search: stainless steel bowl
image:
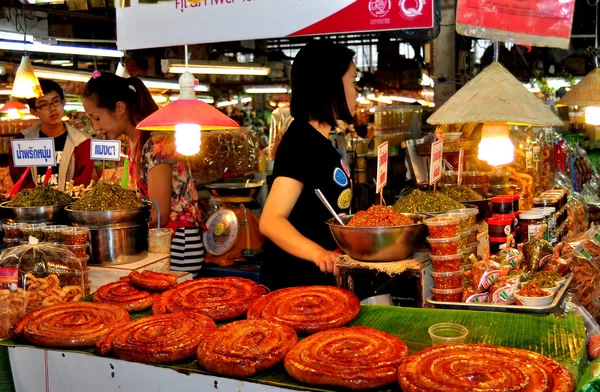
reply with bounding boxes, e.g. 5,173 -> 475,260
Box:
327,213 -> 429,262
0,202 -> 69,223
65,202 -> 152,229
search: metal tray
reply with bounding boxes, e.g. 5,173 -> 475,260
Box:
426,273 -> 573,314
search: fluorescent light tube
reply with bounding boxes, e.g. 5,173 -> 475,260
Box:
0,40 -> 123,58
245,86 -> 289,94
169,64 -> 270,76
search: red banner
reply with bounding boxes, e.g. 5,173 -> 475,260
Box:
456,0 -> 575,49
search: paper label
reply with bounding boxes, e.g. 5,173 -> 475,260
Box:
465,292 -> 489,303
526,151 -> 534,169
591,232 -> 600,248
533,146 -> 541,162
429,139 -> 444,185
539,254 -> 554,269
545,128 -> 553,143
90,140 -> 121,161
458,148 -> 464,185
527,224 -> 543,241
477,269 -> 501,292
0,268 -> 18,290
376,141 -> 388,193
492,284 -> 516,305
11,138 -> 56,167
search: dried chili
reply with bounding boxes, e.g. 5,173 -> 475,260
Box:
347,205 -> 414,227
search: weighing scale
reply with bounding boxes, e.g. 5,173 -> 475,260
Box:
203,182 -> 265,267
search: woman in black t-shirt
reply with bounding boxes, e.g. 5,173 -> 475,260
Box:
259,41 -> 357,290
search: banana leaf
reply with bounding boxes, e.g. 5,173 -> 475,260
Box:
0,305 -> 587,392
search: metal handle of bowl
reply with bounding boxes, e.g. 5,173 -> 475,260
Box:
315,189 -> 345,226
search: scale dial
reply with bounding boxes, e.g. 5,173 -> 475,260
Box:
203,209 -> 240,256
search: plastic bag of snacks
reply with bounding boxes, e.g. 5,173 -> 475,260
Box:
567,194 -> 590,240
0,238 -> 87,339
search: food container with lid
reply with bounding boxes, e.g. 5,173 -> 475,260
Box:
430,268 -> 463,289
62,227 -> 90,245
448,208 -> 478,226
519,211 -> 546,242
532,197 -> 560,210
2,221 -> 22,240
457,230 -> 469,250
20,223 -> 46,242
467,226 -> 478,243
488,184 -> 513,197
487,170 -> 511,186
463,171 -> 488,186
437,212 -> 469,231
0,238 -> 86,339
430,254 -> 462,272
427,236 -> 460,256
3,238 -> 19,248
42,225 -> 68,244
440,171 -> 458,185
62,243 -> 88,259
491,196 -> 514,215
487,216 -> 513,238
424,216 -> 459,238
531,207 -> 557,244
431,287 -> 463,302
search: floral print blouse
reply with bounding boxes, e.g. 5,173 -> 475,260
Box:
129,132 -> 200,226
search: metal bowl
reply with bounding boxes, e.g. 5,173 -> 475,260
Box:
206,182 -> 264,198
327,213 -> 429,262
0,202 -> 69,223
65,202 -> 151,229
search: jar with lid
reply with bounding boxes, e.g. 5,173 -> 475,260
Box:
513,195 -> 520,213
0,238 -> 87,339
487,216 -> 513,238
532,197 -> 560,210
491,196 -> 514,215
440,171 -> 458,185
487,170 -> 511,186
488,184 -> 513,197
519,211 -> 546,242
2,221 -> 22,240
531,207 -> 557,244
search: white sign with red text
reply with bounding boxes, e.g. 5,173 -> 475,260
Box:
429,139 -> 444,185
376,141 -> 388,194
116,0 -> 434,50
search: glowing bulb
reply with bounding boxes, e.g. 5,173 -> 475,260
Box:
6,109 -> 21,120
477,122 -> 514,166
174,123 -> 201,156
585,107 -> 600,126
12,56 -> 41,99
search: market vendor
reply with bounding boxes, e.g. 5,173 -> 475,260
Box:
259,41 -> 357,289
82,71 -> 204,277
8,79 -> 94,190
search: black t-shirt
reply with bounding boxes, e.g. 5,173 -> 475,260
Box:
261,121 -> 352,290
36,129 -> 67,186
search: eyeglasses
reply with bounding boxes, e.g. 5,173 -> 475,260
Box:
35,98 -> 64,111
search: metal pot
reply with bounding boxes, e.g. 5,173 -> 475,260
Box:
66,203 -> 151,265
0,202 -> 69,224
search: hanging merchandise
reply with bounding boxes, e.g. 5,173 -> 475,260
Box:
455,0 -> 576,50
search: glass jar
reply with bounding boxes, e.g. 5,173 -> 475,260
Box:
519,211 -> 546,242
531,207 -> 557,245
463,171 -> 489,186
491,196 -> 514,215
487,170 -> 511,186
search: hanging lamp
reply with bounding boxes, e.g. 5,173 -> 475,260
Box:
12,55 -> 41,99
136,46 -> 239,156
555,68 -> 600,126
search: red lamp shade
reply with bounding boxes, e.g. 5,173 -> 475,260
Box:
137,99 -> 239,131
0,101 -> 28,112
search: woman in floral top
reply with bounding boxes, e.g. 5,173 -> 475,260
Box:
82,71 -> 204,276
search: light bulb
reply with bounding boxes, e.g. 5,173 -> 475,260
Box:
585,107 -> 600,126
477,122 -> 514,166
12,56 -> 41,99
174,123 -> 201,156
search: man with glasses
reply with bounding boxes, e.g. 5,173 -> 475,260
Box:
9,79 -> 94,190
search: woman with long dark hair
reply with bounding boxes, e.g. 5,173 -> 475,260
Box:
259,41 -> 358,290
82,71 -> 204,277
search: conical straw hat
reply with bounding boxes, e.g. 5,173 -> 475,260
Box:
555,68 -> 600,107
427,62 -> 563,126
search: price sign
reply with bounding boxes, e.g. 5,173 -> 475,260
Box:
376,141 -> 388,194
11,138 -> 56,167
91,140 -> 122,161
458,148 -> 464,185
429,139 -> 444,185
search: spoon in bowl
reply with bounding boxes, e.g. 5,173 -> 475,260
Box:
315,189 -> 345,226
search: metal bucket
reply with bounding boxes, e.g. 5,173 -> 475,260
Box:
66,203 -> 151,265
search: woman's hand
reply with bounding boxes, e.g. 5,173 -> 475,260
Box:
312,248 -> 341,277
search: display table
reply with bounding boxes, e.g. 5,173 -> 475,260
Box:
89,253 -> 193,292
1,306 -> 587,392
